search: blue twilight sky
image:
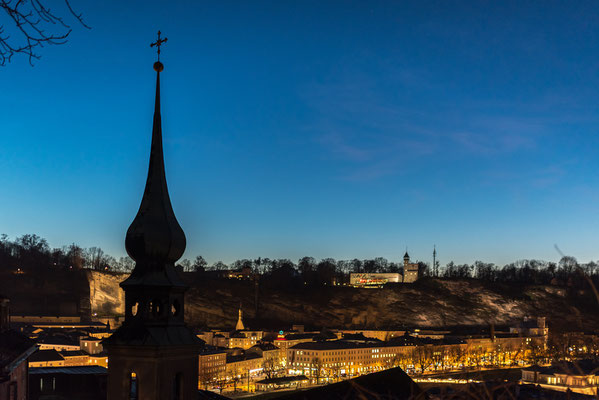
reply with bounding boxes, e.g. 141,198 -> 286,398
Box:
1,1 -> 599,266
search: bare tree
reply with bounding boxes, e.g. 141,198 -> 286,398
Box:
0,0 -> 89,65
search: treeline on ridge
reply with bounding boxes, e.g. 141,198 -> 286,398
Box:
0,233 -> 596,289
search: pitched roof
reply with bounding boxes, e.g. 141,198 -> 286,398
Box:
256,375 -> 309,385
29,366 -> 107,375
29,349 -> 64,362
0,329 -> 37,372
250,342 -> 279,351
59,350 -> 87,357
523,360 -> 599,376
276,367 -> 423,400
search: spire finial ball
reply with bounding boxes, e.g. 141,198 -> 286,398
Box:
154,61 -> 164,72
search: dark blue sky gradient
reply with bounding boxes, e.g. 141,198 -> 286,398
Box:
2,1 -> 599,265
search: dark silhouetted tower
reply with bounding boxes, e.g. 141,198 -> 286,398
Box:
103,40 -> 202,400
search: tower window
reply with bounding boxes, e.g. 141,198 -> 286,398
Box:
129,372 -> 138,400
171,299 -> 181,317
151,299 -> 162,316
131,302 -> 139,317
173,372 -> 183,400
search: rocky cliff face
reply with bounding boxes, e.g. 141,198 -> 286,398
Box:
86,272 -> 599,332
86,270 -> 126,317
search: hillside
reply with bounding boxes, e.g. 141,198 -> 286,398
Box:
86,272 -> 599,332
1,269 -> 595,332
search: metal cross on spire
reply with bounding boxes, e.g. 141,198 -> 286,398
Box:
150,30 -> 168,61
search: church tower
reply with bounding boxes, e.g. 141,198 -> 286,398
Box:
402,250 -> 419,283
104,32 -> 202,400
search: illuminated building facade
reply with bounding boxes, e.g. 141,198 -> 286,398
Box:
229,331 -> 263,349
198,348 -> 227,388
287,340 -> 413,380
350,273 -> 401,288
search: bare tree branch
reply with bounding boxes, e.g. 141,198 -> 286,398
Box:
0,0 -> 90,66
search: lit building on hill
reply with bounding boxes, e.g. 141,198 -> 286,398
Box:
350,273 -> 401,288
402,252 -> 419,283
349,252 -> 419,287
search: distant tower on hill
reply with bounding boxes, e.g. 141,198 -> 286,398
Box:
236,303 -> 245,331
103,32 -> 202,400
402,250 -> 419,283
433,245 -> 437,277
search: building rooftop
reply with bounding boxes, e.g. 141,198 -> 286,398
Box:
29,349 -> 65,362
291,339 -> 399,351
0,329 -> 37,372
226,353 -> 262,363
276,366 -> 421,400
249,342 -> 279,352
29,366 -> 107,375
523,360 -> 599,376
59,350 -> 87,357
256,375 -> 309,385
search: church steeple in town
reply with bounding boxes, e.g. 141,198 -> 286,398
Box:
236,303 -> 245,331
104,32 -> 201,400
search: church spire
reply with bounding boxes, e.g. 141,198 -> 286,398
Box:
123,45 -> 186,287
236,303 -> 245,331
104,33 -> 201,400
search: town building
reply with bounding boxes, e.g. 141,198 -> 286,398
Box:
274,332 -> 324,359
0,296 -> 38,400
255,375 -> 309,392
29,366 -> 107,400
340,330 -> 406,342
510,317 -> 549,338
198,347 -> 227,389
521,360 -> 599,395
287,339 -> 413,381
59,350 -> 89,367
102,44 -> 202,400
248,342 -> 284,372
225,352 -> 263,381
229,330 -> 264,349
28,350 -> 65,368
80,336 -> 103,354
278,365 -> 421,399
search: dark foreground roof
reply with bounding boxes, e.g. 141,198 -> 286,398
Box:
30,366 -> 107,375
276,367 -> 423,400
198,389 -> 230,399
0,329 -> 37,372
426,382 -> 595,400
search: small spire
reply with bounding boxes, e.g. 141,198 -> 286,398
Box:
236,303 -> 245,331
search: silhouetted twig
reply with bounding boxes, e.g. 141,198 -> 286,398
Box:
0,0 -> 89,66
